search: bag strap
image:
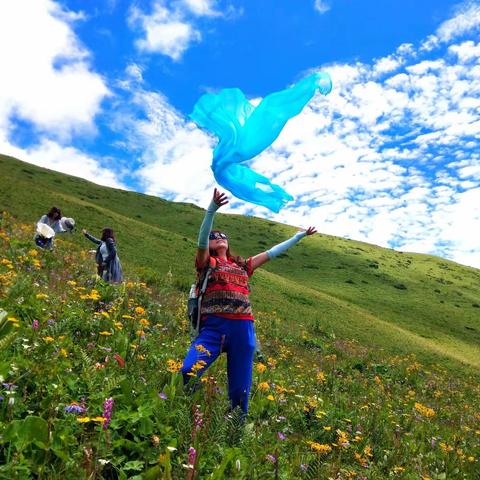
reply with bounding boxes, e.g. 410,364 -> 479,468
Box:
192,257 -> 217,338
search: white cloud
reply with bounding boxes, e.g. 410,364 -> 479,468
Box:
0,0 -> 109,139
421,2 -> 480,51
0,0 -> 123,190
314,0 -> 330,14
129,0 -> 235,60
130,3 -> 200,61
182,0 -> 220,16
0,134 -> 124,189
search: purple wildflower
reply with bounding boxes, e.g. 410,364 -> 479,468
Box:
277,432 -> 286,441
193,405 -> 203,433
2,383 -> 17,391
32,320 -> 39,330
0,396 -> 4,402
266,454 -> 277,463
47,319 -> 55,326
64,403 -> 85,414
188,446 -> 196,466
158,392 -> 167,400
102,397 -> 114,430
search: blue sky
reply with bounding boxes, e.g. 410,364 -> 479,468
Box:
0,0 -> 479,267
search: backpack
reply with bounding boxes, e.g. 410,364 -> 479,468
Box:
187,257 -> 217,340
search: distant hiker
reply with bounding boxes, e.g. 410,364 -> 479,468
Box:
181,188 -> 316,415
82,228 -> 123,283
35,207 -> 73,249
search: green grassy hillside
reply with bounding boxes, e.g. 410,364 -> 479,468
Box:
1,153 -> 479,373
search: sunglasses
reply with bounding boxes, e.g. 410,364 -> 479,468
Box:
209,231 -> 228,240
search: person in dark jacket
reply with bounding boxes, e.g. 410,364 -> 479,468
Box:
82,228 -> 123,283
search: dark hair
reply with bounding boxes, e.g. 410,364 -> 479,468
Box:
209,230 -> 245,266
101,228 -> 116,242
47,206 -> 61,220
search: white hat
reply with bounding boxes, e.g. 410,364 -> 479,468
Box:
61,217 -> 75,232
37,223 -> 55,239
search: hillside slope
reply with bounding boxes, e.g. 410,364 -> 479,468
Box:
1,154 -> 479,372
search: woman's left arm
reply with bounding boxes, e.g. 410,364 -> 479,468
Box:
250,227 -> 317,271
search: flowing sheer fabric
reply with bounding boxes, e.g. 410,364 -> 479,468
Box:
191,72 -> 332,212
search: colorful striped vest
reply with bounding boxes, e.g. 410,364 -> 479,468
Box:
199,256 -> 254,320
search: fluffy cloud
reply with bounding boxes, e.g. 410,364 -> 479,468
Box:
422,2 -> 480,51
0,0 -> 109,138
314,0 -> 331,14
129,3 -> 201,61
129,0 -> 233,61
0,134 -> 124,189
0,0 -> 122,188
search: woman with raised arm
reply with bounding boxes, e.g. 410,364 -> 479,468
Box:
82,228 -> 123,284
181,188 -> 316,415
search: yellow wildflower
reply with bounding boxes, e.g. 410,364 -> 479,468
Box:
59,348 -> 68,358
43,336 -> 55,342
28,249 -> 38,257
267,357 -> 277,367
195,344 -> 211,357
306,441 -> 332,454
336,429 -> 350,448
440,442 -> 453,453
99,331 -> 112,336
77,417 -> 91,423
36,293 -> 48,299
316,371 -> 326,383
186,360 -> 207,377
258,382 -> 270,391
166,359 -> 183,373
91,417 -> 106,423
414,402 -> 435,418
122,314 -> 134,319
100,311 -> 110,318
139,318 -> 150,327
266,394 -> 275,401
134,306 -> 145,315
256,362 -> 267,373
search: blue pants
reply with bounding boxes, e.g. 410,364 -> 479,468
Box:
181,315 -> 256,414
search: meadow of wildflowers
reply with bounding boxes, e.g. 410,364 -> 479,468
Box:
0,210 -> 479,479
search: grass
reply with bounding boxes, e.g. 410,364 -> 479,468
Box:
0,212 -> 479,479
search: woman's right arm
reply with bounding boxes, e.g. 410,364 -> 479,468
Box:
82,230 -> 102,245
196,189 -> 228,268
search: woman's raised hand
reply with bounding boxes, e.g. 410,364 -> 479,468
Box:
82,229 -> 87,235
213,188 -> 229,208
305,226 -> 317,236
